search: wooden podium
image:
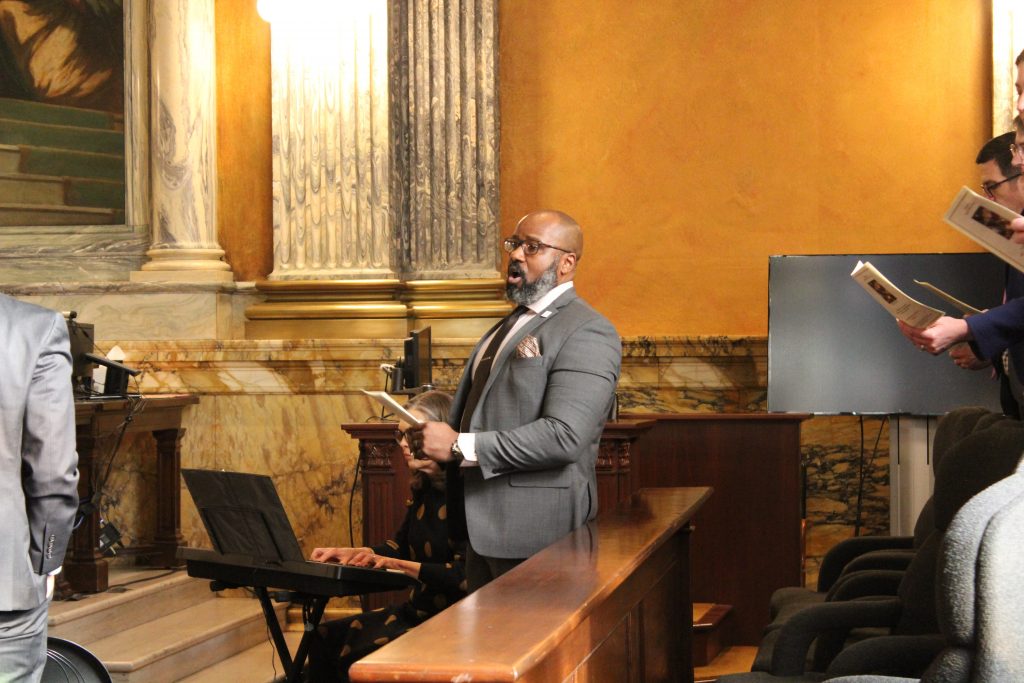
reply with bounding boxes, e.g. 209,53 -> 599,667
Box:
340,419 -> 654,608
65,394 -> 198,594
622,412 -> 809,644
345,412 -> 807,644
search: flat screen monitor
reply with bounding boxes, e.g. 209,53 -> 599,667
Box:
768,253 -> 1005,415
64,316 -> 94,397
402,327 -> 432,390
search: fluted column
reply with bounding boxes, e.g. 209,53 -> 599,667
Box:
247,0 -> 505,339
132,0 -> 231,283
268,3 -> 393,280
391,0 -> 501,280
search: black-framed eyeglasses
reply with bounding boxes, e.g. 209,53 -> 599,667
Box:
982,170 -> 1022,198
503,237 -> 573,257
395,427 -> 415,444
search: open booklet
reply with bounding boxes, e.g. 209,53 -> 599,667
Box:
850,261 -> 944,328
944,186 -> 1024,272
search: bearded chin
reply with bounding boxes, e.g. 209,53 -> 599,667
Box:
506,261 -> 559,305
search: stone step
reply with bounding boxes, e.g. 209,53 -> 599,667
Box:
0,172 -> 65,205
178,630 -> 304,683
0,202 -> 117,226
0,97 -> 120,130
0,173 -> 124,209
49,569 -> 213,645
66,176 -> 125,208
692,602 -> 733,667
0,144 -> 20,173
17,144 -> 123,181
85,596 -> 285,683
0,117 -> 125,155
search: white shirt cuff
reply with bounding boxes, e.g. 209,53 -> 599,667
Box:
457,432 -> 478,464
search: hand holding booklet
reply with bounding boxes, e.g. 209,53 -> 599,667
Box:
944,186 -> 1024,272
362,390 -> 423,426
850,260 -> 944,328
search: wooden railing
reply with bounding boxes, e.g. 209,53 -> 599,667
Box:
349,487 -> 711,683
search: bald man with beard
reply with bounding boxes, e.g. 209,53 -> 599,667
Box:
409,210 -> 622,591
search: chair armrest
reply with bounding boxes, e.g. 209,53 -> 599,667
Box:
825,634 -> 946,678
818,536 -> 914,591
827,570 -> 906,601
770,599 -> 902,676
840,549 -> 915,575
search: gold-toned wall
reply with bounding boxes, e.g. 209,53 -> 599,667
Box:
215,0 -> 273,282
213,0 -> 991,324
499,0 -> 992,336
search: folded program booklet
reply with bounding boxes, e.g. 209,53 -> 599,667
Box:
912,280 -> 982,315
944,186 -> 1024,272
850,260 -> 944,328
362,390 -> 424,426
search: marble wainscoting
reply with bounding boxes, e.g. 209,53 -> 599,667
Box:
800,415 -> 891,587
2,281 -> 262,340
97,335 -> 889,591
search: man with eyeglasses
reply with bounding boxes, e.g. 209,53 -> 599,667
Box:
408,210 -> 621,591
899,129 -> 1024,417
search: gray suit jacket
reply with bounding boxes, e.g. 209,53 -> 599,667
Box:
450,288 -> 621,558
0,295 -> 79,610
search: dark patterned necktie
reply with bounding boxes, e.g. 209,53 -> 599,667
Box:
459,306 -> 529,431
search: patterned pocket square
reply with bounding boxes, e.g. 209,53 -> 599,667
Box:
515,335 -> 541,358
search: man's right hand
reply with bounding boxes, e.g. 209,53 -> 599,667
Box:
408,420 -> 459,463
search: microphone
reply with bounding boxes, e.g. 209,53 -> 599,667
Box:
380,361 -> 404,388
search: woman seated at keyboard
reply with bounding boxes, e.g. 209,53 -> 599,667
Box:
308,390 -> 466,682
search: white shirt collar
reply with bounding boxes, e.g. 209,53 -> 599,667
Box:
525,281 -> 574,315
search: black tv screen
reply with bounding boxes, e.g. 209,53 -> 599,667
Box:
402,327 -> 432,390
768,253 -> 1005,415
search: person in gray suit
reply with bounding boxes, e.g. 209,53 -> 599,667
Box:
412,210 -> 621,591
0,294 -> 80,682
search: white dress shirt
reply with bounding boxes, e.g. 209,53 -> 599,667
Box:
457,281 -> 575,463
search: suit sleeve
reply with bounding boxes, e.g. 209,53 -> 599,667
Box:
966,297 -> 1024,362
23,313 -> 80,574
474,315 -> 621,477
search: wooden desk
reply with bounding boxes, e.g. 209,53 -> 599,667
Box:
350,487 -> 711,683
65,394 -> 198,594
622,412 -> 809,644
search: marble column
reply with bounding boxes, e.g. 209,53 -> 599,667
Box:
247,0 -> 504,338
391,0 -> 501,281
132,0 -> 232,283
268,2 -> 393,281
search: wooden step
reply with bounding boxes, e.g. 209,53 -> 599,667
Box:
49,569 -> 212,644
693,645 -> 758,683
85,596 -> 285,683
693,602 -> 733,667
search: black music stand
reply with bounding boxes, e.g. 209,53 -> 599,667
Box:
181,469 -> 413,682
